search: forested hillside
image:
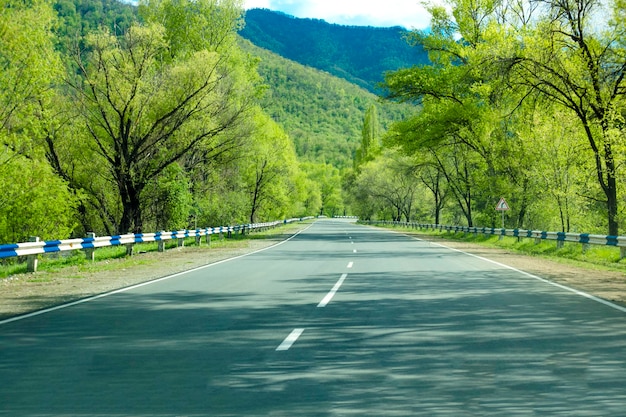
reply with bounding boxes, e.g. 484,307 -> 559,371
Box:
240,8 -> 429,93
239,39 -> 413,168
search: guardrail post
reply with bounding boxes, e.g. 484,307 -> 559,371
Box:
125,243 -> 134,256
195,233 -> 201,246
84,233 -> 96,261
206,233 -> 211,246
621,247 -> 626,260
177,236 -> 185,248
26,236 -> 39,273
158,232 -> 166,252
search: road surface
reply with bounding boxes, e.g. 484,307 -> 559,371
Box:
1,219 -> 626,416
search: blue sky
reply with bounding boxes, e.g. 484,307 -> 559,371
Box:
242,0 -> 431,29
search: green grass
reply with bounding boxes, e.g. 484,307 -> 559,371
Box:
374,223 -> 626,273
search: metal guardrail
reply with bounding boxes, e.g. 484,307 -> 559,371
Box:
1,217 -> 312,271
365,220 -> 626,258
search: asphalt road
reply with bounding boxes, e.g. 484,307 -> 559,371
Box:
2,219 -> 626,416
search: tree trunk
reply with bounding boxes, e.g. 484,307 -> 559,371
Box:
583,118 -> 619,236
604,142 -> 619,236
119,180 -> 143,234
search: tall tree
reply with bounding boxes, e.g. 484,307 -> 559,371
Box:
354,104 -> 381,169
499,0 -> 626,235
54,0 -> 257,234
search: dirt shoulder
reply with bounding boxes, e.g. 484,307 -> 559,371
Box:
2,224 -> 626,321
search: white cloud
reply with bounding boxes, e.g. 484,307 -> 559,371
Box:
243,0 -> 432,29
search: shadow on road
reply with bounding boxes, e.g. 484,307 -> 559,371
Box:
2,264 -> 626,416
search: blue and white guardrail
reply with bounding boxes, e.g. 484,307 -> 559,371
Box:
0,218 -> 312,264
365,221 -> 626,257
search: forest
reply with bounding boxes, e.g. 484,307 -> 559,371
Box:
2,0 -> 626,245
348,0 -> 626,237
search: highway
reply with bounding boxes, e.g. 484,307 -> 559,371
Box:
1,219 -> 626,416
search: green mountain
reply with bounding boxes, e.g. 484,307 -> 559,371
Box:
240,39 -> 413,169
240,8 -> 429,93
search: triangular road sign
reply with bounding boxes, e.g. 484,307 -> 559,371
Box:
495,197 -> 510,211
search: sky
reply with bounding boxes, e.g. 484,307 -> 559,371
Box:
242,0 -> 432,29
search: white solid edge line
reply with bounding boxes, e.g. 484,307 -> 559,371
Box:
0,223 -> 316,326
318,273 -> 348,308
428,240 -> 626,314
276,328 -> 305,351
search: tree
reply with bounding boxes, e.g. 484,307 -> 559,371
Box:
353,151 -> 422,222
383,0 -> 512,227
383,0 -> 626,232
56,11 -> 256,234
520,106 -> 596,232
244,111 -> 299,223
354,104 -> 381,169
0,153 -> 78,243
413,153 -> 448,225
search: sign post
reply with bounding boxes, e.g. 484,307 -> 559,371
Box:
495,197 -> 510,230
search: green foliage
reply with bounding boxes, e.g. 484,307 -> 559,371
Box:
0,0 -> 79,243
240,8 -> 429,93
0,153 -> 78,243
53,0 -> 136,45
350,150 -> 425,221
241,109 -> 300,222
138,0 -> 243,58
378,0 -> 626,236
142,163 -> 193,231
354,104 -> 381,170
301,162 -> 343,217
0,0 -> 61,145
